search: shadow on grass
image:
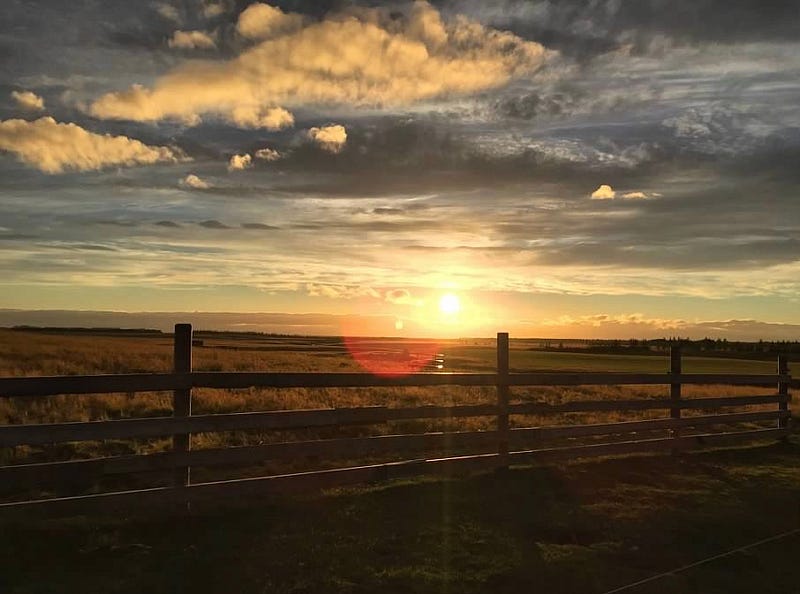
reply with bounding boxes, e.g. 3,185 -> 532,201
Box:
3,440 -> 800,594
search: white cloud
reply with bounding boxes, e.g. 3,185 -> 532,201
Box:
154,2 -> 180,23
308,124 -> 347,153
227,153 -> 252,171
236,3 -> 304,40
0,117 -> 183,174
590,184 -> 616,199
168,30 -> 217,50
203,2 -> 225,18
90,2 -> 547,127
179,174 -> 210,189
11,90 -> 45,111
254,147 -> 282,161
229,105 -> 293,130
621,191 -> 648,199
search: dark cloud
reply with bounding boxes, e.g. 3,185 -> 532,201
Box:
444,0 -> 800,56
242,222 -> 279,229
198,219 -> 230,229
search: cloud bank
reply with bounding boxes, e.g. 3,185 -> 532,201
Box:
0,117 -> 182,174
89,2 -> 547,128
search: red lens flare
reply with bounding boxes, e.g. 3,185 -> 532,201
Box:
342,335 -> 444,377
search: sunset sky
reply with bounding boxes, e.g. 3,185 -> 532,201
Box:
1,0 -> 799,338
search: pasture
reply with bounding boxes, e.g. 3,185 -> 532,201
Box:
0,327 -> 797,594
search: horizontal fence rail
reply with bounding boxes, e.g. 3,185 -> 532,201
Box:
0,325 -> 793,514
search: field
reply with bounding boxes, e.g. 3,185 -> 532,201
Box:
1,328 -> 798,593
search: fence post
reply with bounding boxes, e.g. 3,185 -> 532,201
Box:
173,323 -> 192,489
670,346 -> 682,451
778,355 -> 789,432
497,332 -> 510,470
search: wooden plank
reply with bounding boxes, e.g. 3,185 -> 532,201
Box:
778,355 -> 789,430
1,370 -> 789,398
172,323 -> 192,488
671,346 -> 682,448
510,427 -> 790,464
509,373 -> 786,387
508,410 -> 786,443
508,394 -> 787,415
191,372 -> 497,389
0,373 -> 187,398
382,404 -> 497,420
0,430 -> 500,488
496,332 -> 510,468
0,406 -> 390,447
0,427 -> 786,516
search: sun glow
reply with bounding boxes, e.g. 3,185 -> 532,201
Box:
438,293 -> 461,315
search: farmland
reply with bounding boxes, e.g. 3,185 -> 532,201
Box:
1,327 -> 798,594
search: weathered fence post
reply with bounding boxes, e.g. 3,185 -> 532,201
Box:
670,346 -> 682,451
778,354 -> 789,431
497,332 -> 510,469
173,323 -> 192,489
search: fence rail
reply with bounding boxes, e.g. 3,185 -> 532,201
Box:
0,326 -> 793,514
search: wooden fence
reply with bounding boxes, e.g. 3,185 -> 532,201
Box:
0,324 -> 794,514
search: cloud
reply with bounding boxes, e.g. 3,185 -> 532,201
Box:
11,90 -> 45,111
0,117 -> 182,174
203,3 -> 225,19
590,184 -> 615,199
228,153 -> 252,171
198,219 -> 230,229
308,124 -> 347,153
307,284 -> 381,300
168,30 -> 217,50
385,288 -> 423,306
255,147 -> 282,161
154,2 -> 180,23
590,185 -> 649,200
179,174 -> 210,189
236,3 -> 304,40
89,2 -> 547,127
229,105 -> 293,130
535,313 -> 800,340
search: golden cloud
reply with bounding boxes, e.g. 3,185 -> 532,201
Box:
0,117 -> 183,174
590,184 -> 616,200
90,2 -> 547,127
168,30 -> 217,50
180,173 -> 211,189
236,3 -> 304,40
307,124 -> 347,153
254,147 -> 282,161
229,105 -> 293,130
227,153 -> 252,171
11,90 -> 45,111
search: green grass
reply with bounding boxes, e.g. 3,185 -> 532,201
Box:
3,439 -> 800,594
444,345 -> 777,374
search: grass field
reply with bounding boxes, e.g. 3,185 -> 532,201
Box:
0,328 -> 798,593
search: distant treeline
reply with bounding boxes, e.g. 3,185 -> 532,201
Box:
10,326 -> 165,336
536,338 -> 800,359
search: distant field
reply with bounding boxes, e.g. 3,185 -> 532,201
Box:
0,328 -> 779,376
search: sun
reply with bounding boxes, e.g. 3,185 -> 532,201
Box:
438,293 -> 461,315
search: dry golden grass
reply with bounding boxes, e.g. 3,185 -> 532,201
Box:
0,329 -> 783,496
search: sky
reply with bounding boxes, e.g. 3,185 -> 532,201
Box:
0,0 -> 799,339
